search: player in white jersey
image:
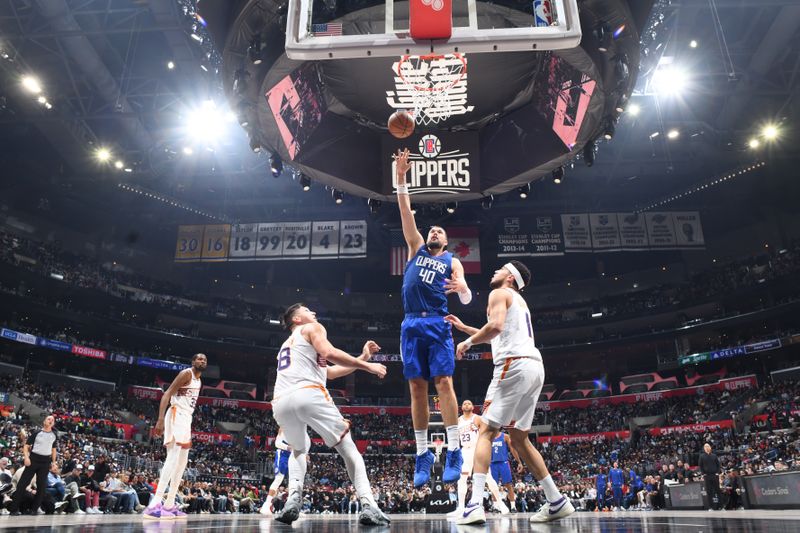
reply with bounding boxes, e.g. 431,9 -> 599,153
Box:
144,353 -> 207,520
447,400 -> 509,519
260,429 -> 291,515
446,261 -> 574,525
271,303 -> 391,526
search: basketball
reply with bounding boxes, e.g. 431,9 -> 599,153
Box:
388,111 -> 415,139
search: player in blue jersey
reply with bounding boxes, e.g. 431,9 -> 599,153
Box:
595,467 -> 608,512
490,432 -> 520,512
609,461 -> 624,510
394,148 -> 473,487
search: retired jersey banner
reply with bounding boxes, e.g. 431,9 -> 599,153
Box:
447,227 -> 481,274
174,220 -> 367,263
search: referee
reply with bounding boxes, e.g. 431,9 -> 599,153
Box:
698,442 -> 721,511
10,414 -> 58,515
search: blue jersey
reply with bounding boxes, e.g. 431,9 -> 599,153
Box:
491,435 -> 509,463
402,246 -> 452,315
596,474 -> 607,489
610,468 -> 625,486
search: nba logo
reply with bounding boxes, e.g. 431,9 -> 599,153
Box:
533,0 -> 554,27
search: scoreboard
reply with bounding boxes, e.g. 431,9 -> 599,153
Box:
175,220 -> 367,262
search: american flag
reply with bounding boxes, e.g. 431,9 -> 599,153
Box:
311,23 -> 343,36
390,229 -> 407,276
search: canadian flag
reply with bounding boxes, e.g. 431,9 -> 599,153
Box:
447,227 -> 481,274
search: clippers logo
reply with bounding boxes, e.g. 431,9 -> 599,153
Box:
391,134 -> 471,194
420,0 -> 445,11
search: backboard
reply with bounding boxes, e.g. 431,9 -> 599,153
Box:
285,0 -> 582,60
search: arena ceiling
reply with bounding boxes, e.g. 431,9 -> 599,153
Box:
0,0 -> 798,230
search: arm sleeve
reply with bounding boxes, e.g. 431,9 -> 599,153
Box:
26,431 -> 37,447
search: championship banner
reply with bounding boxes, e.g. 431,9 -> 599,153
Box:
447,227 -> 481,273
589,213 -> 622,250
617,212 -> 649,249
561,214 -> 592,251
175,220 -> 367,262
645,212 -> 677,247
496,216 -> 565,257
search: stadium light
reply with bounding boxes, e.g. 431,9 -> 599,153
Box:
95,148 -> 112,162
667,129 -> 680,140
748,138 -> 760,149
183,146 -> 194,155
300,174 -> 311,191
21,75 -> 42,94
628,103 -> 641,116
517,184 -> 530,199
167,61 -> 175,70
269,154 -> 283,177
689,40 -> 698,48
186,100 -> 226,143
651,66 -> 688,96
114,160 -> 124,170
762,124 -> 779,140
552,166 -> 565,185
445,202 -> 457,214
368,198 -> 381,213
332,189 -> 344,204
481,195 -> 493,210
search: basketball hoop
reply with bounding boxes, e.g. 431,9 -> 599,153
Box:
396,53 -> 468,126
430,431 -> 446,462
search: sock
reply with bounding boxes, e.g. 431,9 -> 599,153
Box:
486,471 -> 503,503
457,475 -> 468,509
470,473 -> 487,506
446,425 -> 459,452
288,452 -> 307,495
539,474 -> 562,503
164,447 -> 189,507
263,496 -> 273,511
335,436 -> 377,507
415,430 -> 428,456
153,444 -> 180,505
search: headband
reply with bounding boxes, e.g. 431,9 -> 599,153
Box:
504,263 -> 525,290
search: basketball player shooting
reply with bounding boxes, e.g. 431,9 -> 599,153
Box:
144,353 -> 207,520
270,304 -> 391,526
445,261 -> 575,524
394,148 -> 473,487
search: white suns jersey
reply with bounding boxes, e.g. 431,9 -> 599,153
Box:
458,414 -> 480,450
273,325 -> 327,397
275,430 -> 290,451
171,370 -> 201,415
490,288 -> 542,364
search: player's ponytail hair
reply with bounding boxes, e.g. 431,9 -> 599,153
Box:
282,303 -> 304,330
508,260 -> 531,292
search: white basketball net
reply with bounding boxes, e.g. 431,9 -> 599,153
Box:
396,53 -> 469,126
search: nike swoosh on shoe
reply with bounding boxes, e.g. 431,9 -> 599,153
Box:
549,498 -> 567,514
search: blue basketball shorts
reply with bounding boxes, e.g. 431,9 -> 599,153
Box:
274,449 -> 290,476
400,316 -> 455,380
490,461 -> 513,485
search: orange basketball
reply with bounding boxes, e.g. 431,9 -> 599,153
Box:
388,110 -> 415,139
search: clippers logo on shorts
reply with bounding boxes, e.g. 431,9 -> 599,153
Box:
390,134 -> 471,194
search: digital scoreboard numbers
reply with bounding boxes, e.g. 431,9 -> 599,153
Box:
311,221 -> 340,259
175,220 -> 368,262
338,220 -> 367,258
175,225 -> 205,262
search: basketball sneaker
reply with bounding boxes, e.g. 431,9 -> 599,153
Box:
446,507 -> 464,520
492,499 -> 510,514
358,502 -> 391,526
161,504 -> 187,519
259,501 -> 273,515
457,502 -> 486,525
275,490 -> 302,525
143,502 -> 174,520
413,450 -> 435,487
530,496 -> 575,523
442,449 -> 463,483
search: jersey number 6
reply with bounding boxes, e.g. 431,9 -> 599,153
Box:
277,347 -> 291,370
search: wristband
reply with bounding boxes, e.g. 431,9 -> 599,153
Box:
463,337 -> 474,350
458,287 -> 472,305
396,185 -> 409,195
